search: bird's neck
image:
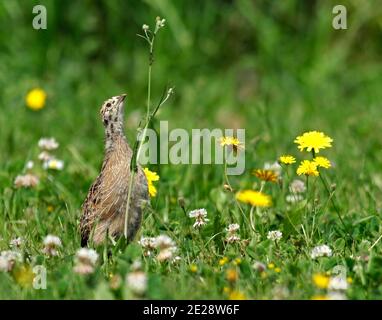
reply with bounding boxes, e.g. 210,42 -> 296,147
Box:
104,120 -> 125,151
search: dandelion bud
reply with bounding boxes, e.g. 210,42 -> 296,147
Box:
223,184 -> 233,192
242,239 -> 250,246
178,197 -> 185,209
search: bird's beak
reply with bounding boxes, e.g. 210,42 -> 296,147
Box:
119,94 -> 127,102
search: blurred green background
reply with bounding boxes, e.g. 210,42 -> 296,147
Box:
1,0 -> 382,299
1,0 -> 382,203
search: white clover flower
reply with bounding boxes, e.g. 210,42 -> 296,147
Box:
42,235 -> 62,256
264,161 -> 282,175
138,237 -> 156,256
0,256 -> 8,272
14,174 -> 39,188
73,264 -> 95,275
285,194 -> 304,203
156,247 -> 177,262
0,250 -> 22,272
131,259 -> 142,272
172,256 -> 181,264
226,224 -> 240,233
38,151 -> 53,162
253,261 -> 266,272
226,223 -> 241,243
10,237 -> 23,248
154,235 -> 176,250
139,237 -> 156,249
38,137 -> 59,150
154,235 -> 178,262
311,245 -> 333,259
189,208 -> 209,228
189,208 -> 208,219
328,276 -> 348,291
73,248 -> 98,275
141,235 -> 177,262
43,159 -> 64,170
26,161 -> 34,170
226,234 -> 241,243
267,230 -> 283,241
272,286 -> 290,300
76,248 -> 98,266
289,179 -> 306,193
327,291 -> 347,300
126,271 -> 147,296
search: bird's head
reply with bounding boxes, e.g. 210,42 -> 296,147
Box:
100,94 -> 127,128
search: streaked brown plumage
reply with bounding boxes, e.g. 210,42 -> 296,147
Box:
80,94 -> 149,246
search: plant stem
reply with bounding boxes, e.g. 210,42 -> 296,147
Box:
124,32 -> 155,240
319,172 -> 349,237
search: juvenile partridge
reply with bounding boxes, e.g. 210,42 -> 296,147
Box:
80,94 -> 149,246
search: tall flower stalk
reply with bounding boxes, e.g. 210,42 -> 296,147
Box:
124,17 -> 173,240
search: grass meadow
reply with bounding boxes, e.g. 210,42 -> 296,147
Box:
1,0 -> 382,299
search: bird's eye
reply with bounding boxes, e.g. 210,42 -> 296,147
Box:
106,103 -> 111,107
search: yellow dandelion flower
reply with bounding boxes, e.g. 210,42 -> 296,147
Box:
220,136 -> 244,152
347,277 -> 353,284
279,155 -> 296,165
13,265 -> 35,288
223,286 -> 231,294
233,258 -> 242,265
219,257 -> 229,266
226,268 -> 238,282
313,156 -> 331,169
236,190 -> 272,207
189,264 -> 198,273
25,88 -> 47,111
260,271 -> 267,279
229,290 -> 246,300
274,267 -> 281,273
143,168 -> 159,197
253,169 -> 278,183
311,295 -> 328,300
312,273 -> 330,289
296,160 -> 319,177
267,263 -> 275,269
294,131 -> 333,153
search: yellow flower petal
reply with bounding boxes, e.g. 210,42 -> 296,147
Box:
26,88 -> 47,111
296,160 -> 319,177
236,190 -> 272,207
313,156 -> 331,169
294,131 -> 333,153
143,168 -> 159,197
279,155 -> 296,165
312,273 -> 330,289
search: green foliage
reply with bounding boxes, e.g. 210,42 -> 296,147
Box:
1,0 -> 382,299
